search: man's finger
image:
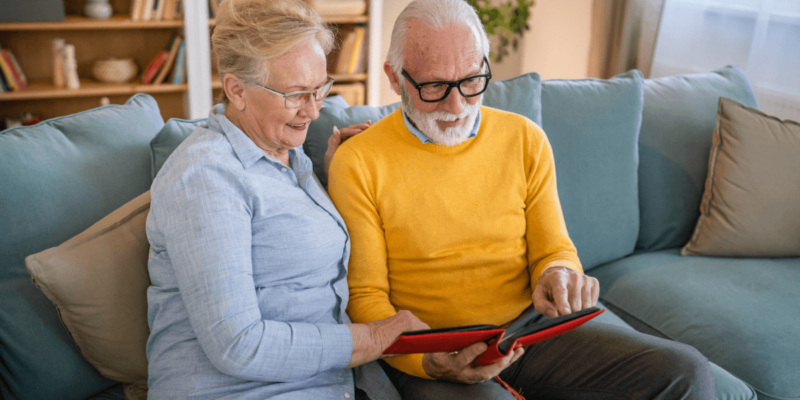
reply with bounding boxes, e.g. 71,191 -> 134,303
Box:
568,273 -> 583,313
552,285 -> 571,316
532,286 -> 558,318
581,277 -> 593,311
591,278 -> 600,307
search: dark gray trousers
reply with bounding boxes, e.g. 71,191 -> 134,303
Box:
378,321 -> 716,400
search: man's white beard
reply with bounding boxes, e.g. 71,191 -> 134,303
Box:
401,84 -> 482,146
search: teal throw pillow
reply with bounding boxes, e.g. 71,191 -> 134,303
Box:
636,65 -> 758,251
540,70 -> 644,271
150,117 -> 208,180
0,94 -> 163,400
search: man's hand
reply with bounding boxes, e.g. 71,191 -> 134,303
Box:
422,342 -> 524,384
324,121 -> 372,178
533,267 -> 599,318
347,310 -> 429,368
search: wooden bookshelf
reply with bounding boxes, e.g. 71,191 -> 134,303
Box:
1,0 -> 377,124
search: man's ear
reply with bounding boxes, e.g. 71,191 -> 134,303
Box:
384,62 -> 402,96
223,73 -> 247,111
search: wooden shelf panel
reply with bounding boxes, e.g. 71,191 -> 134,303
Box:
0,15 -> 184,31
0,79 -> 187,101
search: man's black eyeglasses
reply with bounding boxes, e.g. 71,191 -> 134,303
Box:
401,56 -> 492,103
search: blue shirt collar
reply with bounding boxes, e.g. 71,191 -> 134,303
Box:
209,103 -> 305,171
400,106 -> 481,144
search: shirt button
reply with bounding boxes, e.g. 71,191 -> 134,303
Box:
281,167 -> 288,172
344,393 -> 351,398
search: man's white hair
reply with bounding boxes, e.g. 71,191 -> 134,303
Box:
386,0 -> 490,75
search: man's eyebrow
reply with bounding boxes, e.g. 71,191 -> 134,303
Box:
427,63 -> 485,82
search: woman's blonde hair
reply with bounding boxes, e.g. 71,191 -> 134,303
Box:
211,0 -> 335,103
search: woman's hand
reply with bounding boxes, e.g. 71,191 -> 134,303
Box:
324,121 -> 372,178
346,310 -> 429,368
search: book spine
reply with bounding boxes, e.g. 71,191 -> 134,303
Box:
142,0 -> 155,21
171,41 -> 186,84
1,50 -> 25,91
348,27 -> 365,74
130,0 -> 143,21
0,50 -> 19,91
142,51 -> 167,84
52,38 -> 66,88
0,62 -> 10,92
63,44 -> 80,90
155,0 -> 166,21
162,0 -> 175,20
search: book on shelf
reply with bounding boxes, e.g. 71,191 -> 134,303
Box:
141,0 -> 155,21
0,63 -> 10,92
171,40 -> 187,84
348,26 -> 366,74
142,51 -> 168,85
130,0 -> 143,21
382,306 -> 604,366
334,26 -> 366,75
154,35 -> 183,85
0,48 -> 26,91
162,0 -> 177,21
154,0 -> 167,21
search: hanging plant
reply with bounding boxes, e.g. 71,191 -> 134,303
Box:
468,0 -> 535,62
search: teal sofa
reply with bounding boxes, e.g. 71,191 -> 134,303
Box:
1,66 -> 797,400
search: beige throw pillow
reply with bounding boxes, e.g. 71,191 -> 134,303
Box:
25,191 -> 152,384
682,97 -> 800,257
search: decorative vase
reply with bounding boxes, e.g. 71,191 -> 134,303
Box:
85,0 -> 113,19
93,58 -> 138,84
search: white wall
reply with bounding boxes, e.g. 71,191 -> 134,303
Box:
378,0 -> 594,105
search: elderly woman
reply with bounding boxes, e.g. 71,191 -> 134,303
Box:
144,0 -> 426,398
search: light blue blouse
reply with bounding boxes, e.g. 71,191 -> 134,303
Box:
145,104 -> 372,399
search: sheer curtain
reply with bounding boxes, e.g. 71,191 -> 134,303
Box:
651,0 -> 800,121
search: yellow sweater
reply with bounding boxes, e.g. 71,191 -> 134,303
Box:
328,106 -> 582,378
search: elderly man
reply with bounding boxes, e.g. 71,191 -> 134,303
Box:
328,0 -> 716,398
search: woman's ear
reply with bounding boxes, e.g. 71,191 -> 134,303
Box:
223,73 -> 247,111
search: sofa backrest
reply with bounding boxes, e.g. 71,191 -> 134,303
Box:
0,93 -> 164,400
541,70 -> 644,271
636,65 -> 758,252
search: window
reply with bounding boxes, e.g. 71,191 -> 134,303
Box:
651,0 -> 800,121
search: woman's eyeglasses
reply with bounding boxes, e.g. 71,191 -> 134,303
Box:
250,76 -> 335,109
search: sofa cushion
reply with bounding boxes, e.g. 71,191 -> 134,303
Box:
150,117 -> 208,180
0,93 -> 163,400
540,70 -> 644,271
305,72 -> 543,187
25,191 -> 151,385
682,97 -> 800,257
590,249 -> 800,400
636,65 -> 758,252
592,300 -> 755,400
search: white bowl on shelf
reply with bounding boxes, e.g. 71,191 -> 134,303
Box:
92,58 -> 138,84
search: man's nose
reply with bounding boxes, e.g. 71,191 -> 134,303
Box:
440,87 -> 465,115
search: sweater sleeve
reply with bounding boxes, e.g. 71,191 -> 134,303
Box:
524,122 -> 583,290
328,145 -> 432,379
